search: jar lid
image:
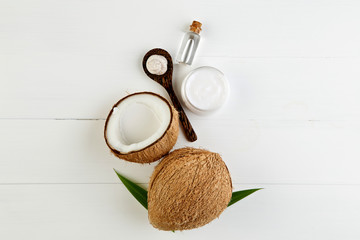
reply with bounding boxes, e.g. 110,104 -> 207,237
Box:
180,66 -> 230,115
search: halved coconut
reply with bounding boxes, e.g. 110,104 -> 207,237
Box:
148,147 -> 232,231
104,92 -> 179,163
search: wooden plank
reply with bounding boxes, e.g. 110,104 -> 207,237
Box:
0,120 -> 359,184
0,0 -> 359,58
1,56 -> 360,120
0,184 -> 359,239
0,0 -> 360,119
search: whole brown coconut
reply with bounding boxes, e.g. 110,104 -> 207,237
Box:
148,147 -> 232,231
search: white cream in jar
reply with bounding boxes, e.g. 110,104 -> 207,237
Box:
180,66 -> 229,114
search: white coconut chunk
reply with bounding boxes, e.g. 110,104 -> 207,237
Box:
146,55 -> 168,75
105,94 -> 171,154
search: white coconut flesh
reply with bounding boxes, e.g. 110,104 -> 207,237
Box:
105,94 -> 171,154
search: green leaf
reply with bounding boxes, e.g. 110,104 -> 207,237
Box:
114,169 -> 148,210
228,188 -> 262,207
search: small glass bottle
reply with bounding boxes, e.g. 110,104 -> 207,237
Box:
176,21 -> 202,65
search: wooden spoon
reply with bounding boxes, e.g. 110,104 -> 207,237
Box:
142,48 -> 197,142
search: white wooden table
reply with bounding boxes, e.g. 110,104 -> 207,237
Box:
1,0 -> 360,239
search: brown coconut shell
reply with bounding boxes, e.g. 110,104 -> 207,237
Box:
148,147 -> 233,231
104,92 -> 179,164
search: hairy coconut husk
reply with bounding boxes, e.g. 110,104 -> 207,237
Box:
148,147 -> 232,231
104,92 -> 179,164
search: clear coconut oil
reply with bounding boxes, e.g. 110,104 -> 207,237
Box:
176,21 -> 202,65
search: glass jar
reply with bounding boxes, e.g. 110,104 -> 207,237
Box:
180,66 -> 230,115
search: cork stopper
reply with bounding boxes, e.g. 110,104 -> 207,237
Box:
189,21 -> 202,34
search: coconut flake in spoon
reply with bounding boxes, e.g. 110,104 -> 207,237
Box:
146,55 -> 168,75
